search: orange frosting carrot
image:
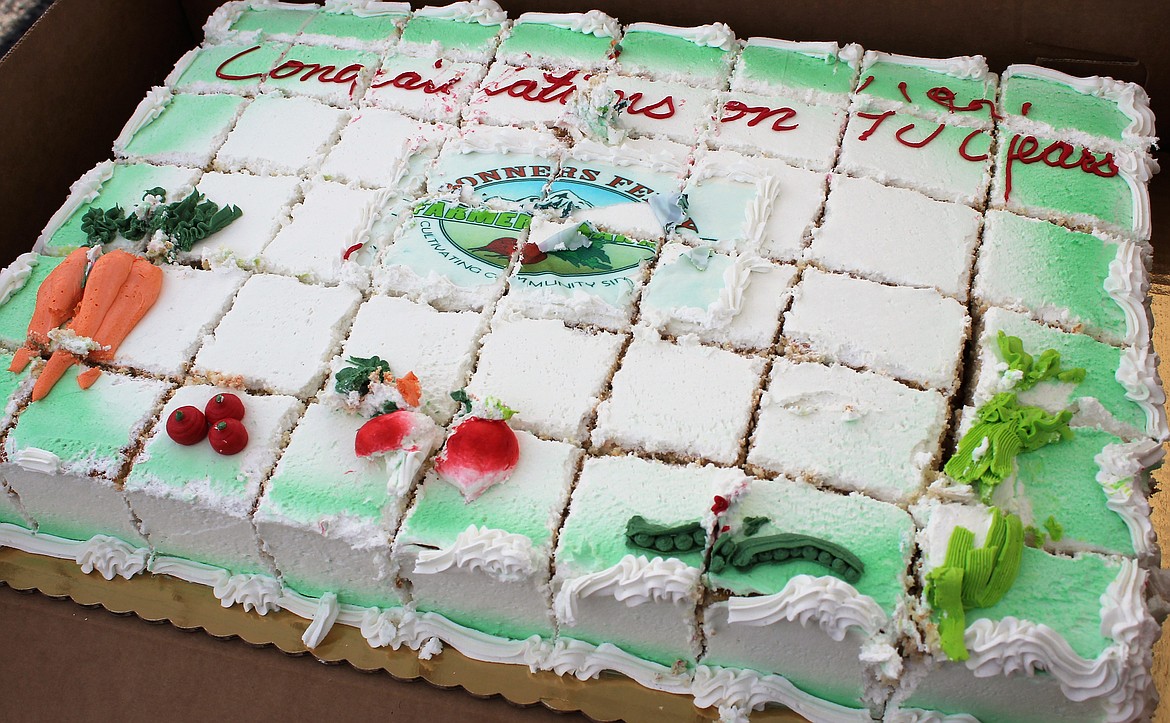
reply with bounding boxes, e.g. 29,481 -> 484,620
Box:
25,247 -> 87,348
77,367 -> 102,389
31,350 -> 77,401
66,250 -> 134,338
89,258 -> 163,362
8,346 -> 33,374
397,371 -> 422,408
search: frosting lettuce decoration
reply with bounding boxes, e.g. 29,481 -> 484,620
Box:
335,355 -> 393,397
327,357 -> 423,418
1024,514 -> 1064,548
944,334 -> 1084,503
80,187 -> 242,262
926,508 -> 1025,661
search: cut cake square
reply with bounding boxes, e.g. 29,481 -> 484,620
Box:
177,171 -> 301,268
463,62 -> 590,129
365,53 -> 488,123
215,94 -> 350,176
320,108 -> 448,190
192,274 -> 362,397
397,3 -> 508,63
394,430 -> 581,640
592,329 -> 766,464
426,124 -> 562,205
113,89 -> 247,167
165,41 -> 290,96
204,1 -> 317,45
854,52 -> 998,129
262,44 -> 382,106
730,38 -> 861,107
296,1 -> 409,51
496,11 -> 620,71
614,23 -> 737,89
603,75 -> 718,145
709,89 -> 848,172
677,150 -> 794,254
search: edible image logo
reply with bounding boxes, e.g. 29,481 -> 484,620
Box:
519,227 -> 656,280
415,201 -> 530,272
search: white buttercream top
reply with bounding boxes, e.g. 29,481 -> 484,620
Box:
861,50 -> 990,81
624,22 -> 737,52
1002,64 -> 1156,142
514,10 -> 620,39
414,0 -> 506,25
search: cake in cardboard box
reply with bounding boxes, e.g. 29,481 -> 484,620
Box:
0,1 -> 1165,721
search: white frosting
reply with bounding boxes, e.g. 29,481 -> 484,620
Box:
1001,65 -> 1156,144
75,534 -> 150,580
1094,438 -> 1164,557
215,95 -> 349,177
12,447 -> 62,475
1115,343 -> 1169,440
212,572 -> 283,614
543,637 -> 692,693
691,665 -> 873,723
359,608 -> 400,647
300,592 -> 340,649
624,22 -> 737,52
413,0 -> 506,25
887,710 -> 980,723
0,252 -> 37,306
725,575 -> 888,642
1104,240 -> 1153,347
447,123 -> 562,158
568,135 -> 690,175
514,11 -> 620,39
553,554 -> 699,626
743,37 -> 861,65
392,609 -> 550,671
860,51 -> 990,81
113,86 -> 171,154
413,524 -> 540,583
47,328 -> 104,356
323,0 -> 410,18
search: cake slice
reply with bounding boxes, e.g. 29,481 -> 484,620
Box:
365,53 -> 488,123
755,164 -> 828,262
320,109 -> 448,190
552,454 -> 748,674
837,109 -> 994,206
699,476 -> 915,716
466,312 -> 625,444
394,430 -> 580,640
498,217 -> 658,332
36,160 -> 201,256
677,150 -> 794,254
592,328 -> 766,464
496,11 -> 620,70
709,89 -> 848,172
783,269 -> 970,393
748,359 -> 949,505
296,1 -> 410,51
176,171 -> 301,268
603,75 -> 719,145
125,385 -> 302,578
809,174 -> 982,300
397,1 -> 509,63
0,254 -> 65,348
730,38 -> 862,107
3,367 -> 171,550
463,62 -> 591,129
215,94 -> 349,176
165,41 -> 290,96
192,274 -> 362,397
426,124 -> 562,205
615,23 -> 738,89
376,199 -> 527,311
973,210 -> 1149,347
639,243 -> 798,351
972,306 -> 1167,441
261,44 -> 382,106
254,401 -> 418,609
854,52 -> 998,129
204,1 -> 317,45
325,294 -> 485,424
989,136 -> 1154,242
998,65 -> 1156,155
113,89 -> 247,167
899,501 -> 1159,722
260,180 -> 395,285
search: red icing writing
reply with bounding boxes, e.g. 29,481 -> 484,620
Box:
856,110 -> 896,141
1002,133 -> 1119,201
857,75 -> 875,92
721,100 -> 799,132
897,81 -> 912,103
482,69 -> 580,105
894,121 -> 944,148
215,44 -> 267,81
958,129 -> 989,162
925,86 -> 1001,120
370,69 -> 461,95
341,243 -> 364,261
613,90 -> 676,119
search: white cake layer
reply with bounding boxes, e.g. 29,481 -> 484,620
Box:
0,482 -> 32,529
180,171 -> 301,268
366,54 -> 488,123
112,265 -> 247,378
593,330 -> 766,464
331,294 -> 485,423
464,63 -> 587,128
255,402 -> 409,608
125,385 -> 302,576
193,274 -> 362,397
467,313 -> 624,444
810,174 -> 982,300
2,468 -> 147,547
553,454 -> 748,665
748,359 -> 949,504
215,94 -> 350,176
604,76 -> 718,145
784,269 -> 969,392
261,180 -> 392,284
711,91 -> 848,172
394,431 -> 581,639
837,111 -> 994,206
319,108 -> 448,189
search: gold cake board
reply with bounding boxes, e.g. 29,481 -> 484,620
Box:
4,287 -> 1170,722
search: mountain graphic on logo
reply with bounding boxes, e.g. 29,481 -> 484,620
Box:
535,189 -> 595,217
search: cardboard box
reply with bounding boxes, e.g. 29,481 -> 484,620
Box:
0,1 -> 1167,719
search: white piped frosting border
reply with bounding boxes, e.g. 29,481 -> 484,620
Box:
513,11 -> 620,40
413,0 -> 506,25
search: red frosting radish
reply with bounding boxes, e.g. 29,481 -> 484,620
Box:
355,409 -> 442,458
435,396 -> 520,501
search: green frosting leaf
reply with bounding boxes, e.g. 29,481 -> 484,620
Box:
450,388 -> 473,415
996,331 -> 1086,391
925,508 -> 1025,661
79,187 -> 243,259
742,516 -> 769,536
80,206 -> 126,247
334,355 -> 392,396
944,393 -> 1074,503
1044,514 -> 1064,542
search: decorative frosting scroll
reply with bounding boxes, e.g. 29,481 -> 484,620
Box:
624,22 -> 737,52
554,554 -> 699,626
1095,438 -> 1164,557
75,534 -> 150,581
515,10 -> 620,39
414,0 -> 506,25
413,524 -> 539,583
725,574 -> 888,641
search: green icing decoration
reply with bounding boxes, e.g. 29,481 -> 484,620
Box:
450,388 -> 473,415
996,331 -> 1086,391
80,187 -> 242,261
944,393 -> 1074,503
926,508 -> 1025,661
625,515 -> 706,554
1044,514 -> 1064,542
334,355 -> 392,396
708,527 -> 865,584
